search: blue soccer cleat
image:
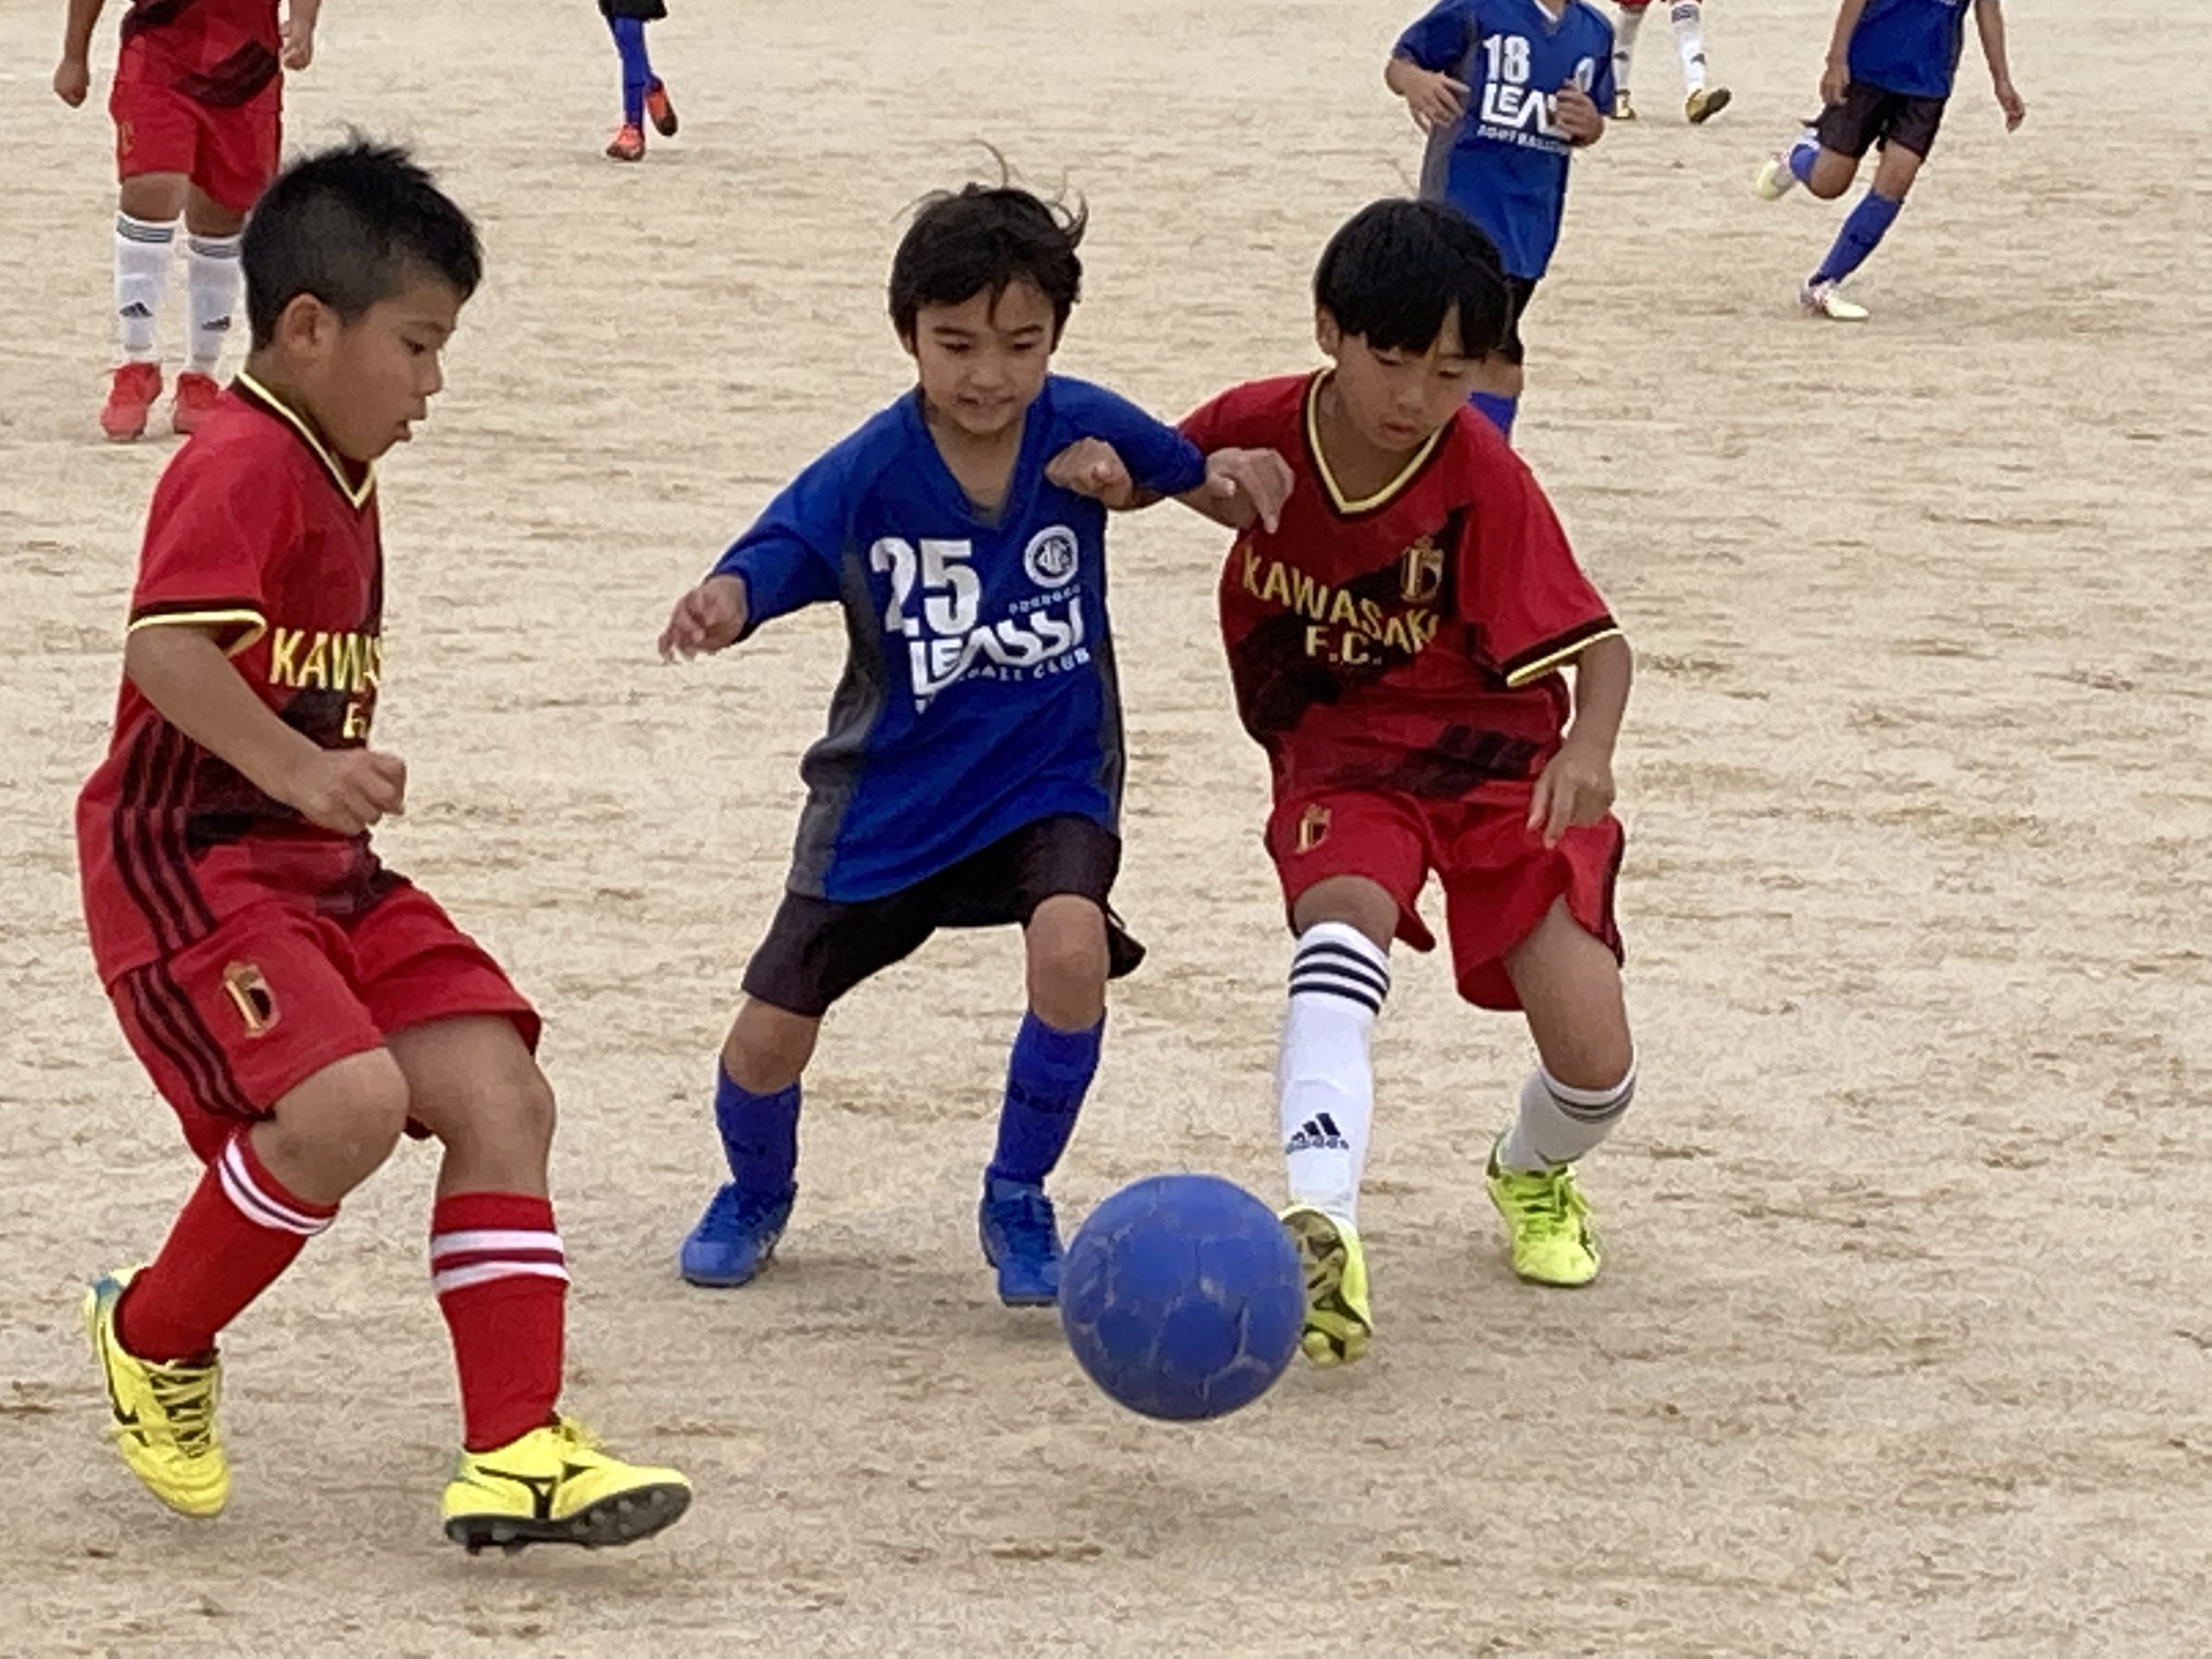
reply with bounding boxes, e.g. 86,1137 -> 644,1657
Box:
978,1175 -> 1063,1307
678,1184 -> 795,1288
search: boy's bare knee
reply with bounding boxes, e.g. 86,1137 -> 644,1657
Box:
727,1001 -> 817,1093
259,1051 -> 410,1199
1026,900 -> 1108,1026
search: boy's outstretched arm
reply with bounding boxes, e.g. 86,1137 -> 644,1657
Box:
1528,633 -> 1631,848
658,574 -> 750,660
1046,439 -> 1293,532
1820,0 -> 1872,104
1974,0 -> 2025,128
123,625 -> 406,836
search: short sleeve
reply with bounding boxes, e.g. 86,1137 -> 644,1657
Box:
1179,386 -> 1259,457
1058,380 -> 1207,498
710,453 -> 850,633
1395,0 -> 1475,72
1460,441 -> 1618,685
127,449 -> 297,658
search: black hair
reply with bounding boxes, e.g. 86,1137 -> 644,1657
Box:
888,177 -> 1085,341
242,138 -> 482,347
1312,198 -> 1511,359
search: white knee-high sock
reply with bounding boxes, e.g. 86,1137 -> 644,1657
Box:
1278,923 -> 1390,1224
1670,0 -> 1710,92
1612,4 -> 1646,94
115,214 -> 175,363
184,232 -> 243,376
1497,1062 -> 1637,1172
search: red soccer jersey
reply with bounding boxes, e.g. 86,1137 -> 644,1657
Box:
118,0 -> 283,108
77,372 -> 392,985
1182,372 -> 1619,804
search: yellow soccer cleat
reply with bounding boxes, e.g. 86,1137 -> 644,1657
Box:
1281,1205 -> 1373,1368
1685,85 -> 1732,124
1611,91 -> 1637,120
442,1416 -> 693,1553
1485,1142 -> 1602,1287
84,1268 -> 229,1517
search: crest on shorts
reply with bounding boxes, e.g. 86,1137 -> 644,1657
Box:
1295,804 -> 1332,855
1401,537 -> 1444,605
222,962 -> 279,1039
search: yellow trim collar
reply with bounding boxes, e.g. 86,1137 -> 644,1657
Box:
234,370 -> 376,510
1304,371 -> 1446,518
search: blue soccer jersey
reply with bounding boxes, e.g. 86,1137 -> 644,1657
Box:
714,376 -> 1207,903
1395,0 -> 1616,282
1848,0 -> 1972,99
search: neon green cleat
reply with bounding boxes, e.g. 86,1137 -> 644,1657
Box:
1484,1142 -> 1602,1287
84,1268 -> 229,1517
1281,1205 -> 1373,1367
1754,152 -> 1800,200
442,1416 -> 692,1554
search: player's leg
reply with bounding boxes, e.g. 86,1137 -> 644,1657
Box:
1754,85 -> 1876,204
605,16 -> 651,161
1670,1 -> 1732,123
1802,112 -> 1937,321
680,890 -> 931,1286
89,911 -> 405,1516
976,817 -> 1121,1306
1611,1 -> 1650,120
105,172 -> 188,440
389,1012 -> 690,1552
1268,792 -> 1428,1366
1470,276 -> 1535,442
176,187 -> 246,432
641,20 -> 679,137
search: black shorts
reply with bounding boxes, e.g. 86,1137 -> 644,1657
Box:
600,0 -> 667,20
741,815 -> 1142,1019
1498,274 -> 1539,367
1814,82 -> 1948,162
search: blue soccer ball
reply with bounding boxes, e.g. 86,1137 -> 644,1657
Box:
1058,1173 -> 1305,1421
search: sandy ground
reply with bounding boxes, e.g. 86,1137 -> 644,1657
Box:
3,0 -> 2210,1652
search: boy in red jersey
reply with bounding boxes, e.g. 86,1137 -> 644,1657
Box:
54,0 -> 319,441
74,139 -> 691,1552
1065,198 -> 1637,1364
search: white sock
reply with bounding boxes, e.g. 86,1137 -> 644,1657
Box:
115,214 -> 175,363
1670,0 -> 1709,92
1278,923 -> 1389,1225
1497,1062 -> 1637,1173
1612,4 -> 1645,94
184,232 -> 243,377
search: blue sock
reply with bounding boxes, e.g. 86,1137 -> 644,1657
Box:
714,1065 -> 799,1200
609,16 -> 651,126
1787,137 -> 1821,185
988,1012 -> 1103,1187
1471,391 -> 1518,442
1812,190 -> 1903,286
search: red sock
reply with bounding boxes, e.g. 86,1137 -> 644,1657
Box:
431,1192 -> 568,1452
117,1131 -> 337,1363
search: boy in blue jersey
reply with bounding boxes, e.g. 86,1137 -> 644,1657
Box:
658,182 -> 1290,1306
1753,0 -> 2024,321
1386,0 -> 1611,442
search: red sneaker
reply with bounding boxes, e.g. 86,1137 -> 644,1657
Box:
172,372 -> 222,436
101,362 -> 162,442
645,80 -> 679,137
606,123 -> 646,162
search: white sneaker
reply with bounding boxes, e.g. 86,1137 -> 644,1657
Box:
1754,151 -> 1800,200
1800,280 -> 1870,322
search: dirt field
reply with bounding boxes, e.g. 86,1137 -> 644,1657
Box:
3,0 -> 2209,1652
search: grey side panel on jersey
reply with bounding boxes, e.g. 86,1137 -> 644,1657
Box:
1089,623 -> 1127,830
786,546 -> 893,897
1415,35 -> 1487,201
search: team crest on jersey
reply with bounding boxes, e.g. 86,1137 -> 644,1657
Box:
1401,537 -> 1445,605
1023,525 -> 1080,591
222,962 -> 280,1038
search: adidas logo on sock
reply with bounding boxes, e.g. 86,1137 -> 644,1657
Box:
119,302 -> 154,320
1284,1113 -> 1349,1154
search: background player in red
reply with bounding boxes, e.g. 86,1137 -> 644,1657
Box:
73,138 -> 692,1553
1610,1 -> 1731,124
1071,199 -> 1639,1364
54,0 -> 319,442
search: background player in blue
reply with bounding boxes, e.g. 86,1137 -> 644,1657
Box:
599,0 -> 679,163
656,181 -> 1291,1307
1387,0 -> 1611,441
1753,0 -> 2025,321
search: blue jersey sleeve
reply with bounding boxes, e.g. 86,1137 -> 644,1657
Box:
1395,0 -> 1475,72
1054,379 -> 1208,499
710,454 -> 849,632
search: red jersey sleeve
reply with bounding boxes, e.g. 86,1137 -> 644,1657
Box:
1178,378 -> 1295,455
1459,438 -> 1620,687
126,442 -> 299,658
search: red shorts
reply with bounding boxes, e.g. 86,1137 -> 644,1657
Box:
110,56 -> 281,214
1266,788 -> 1625,1011
105,883 -> 540,1164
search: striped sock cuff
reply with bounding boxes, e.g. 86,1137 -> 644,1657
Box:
1539,1062 -> 1637,1123
431,1195 -> 569,1296
217,1134 -> 337,1237
186,232 -> 242,261
1288,921 -> 1391,1016
117,213 -> 176,245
